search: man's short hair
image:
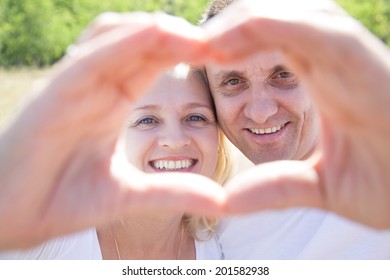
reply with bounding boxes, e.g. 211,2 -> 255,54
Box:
200,0 -> 236,24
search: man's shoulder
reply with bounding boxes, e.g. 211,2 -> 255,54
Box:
218,208 -> 325,233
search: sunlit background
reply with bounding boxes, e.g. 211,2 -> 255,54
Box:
1,0 -> 389,125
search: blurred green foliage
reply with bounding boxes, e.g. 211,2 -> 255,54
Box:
336,0 -> 390,45
0,0 -> 389,67
0,0 -> 208,67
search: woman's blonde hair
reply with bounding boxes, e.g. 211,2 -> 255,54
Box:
182,65 -> 233,240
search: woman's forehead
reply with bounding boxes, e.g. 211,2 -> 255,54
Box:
132,72 -> 212,109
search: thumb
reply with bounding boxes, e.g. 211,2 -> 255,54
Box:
111,152 -> 227,217
225,160 -> 324,214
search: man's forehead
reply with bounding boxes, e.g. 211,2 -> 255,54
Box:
209,51 -> 286,77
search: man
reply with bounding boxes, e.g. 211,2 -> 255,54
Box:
202,0 -> 390,259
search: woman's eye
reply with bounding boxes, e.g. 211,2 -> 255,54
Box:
134,116 -> 158,127
186,114 -> 206,122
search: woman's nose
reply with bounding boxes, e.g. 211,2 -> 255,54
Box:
158,123 -> 191,149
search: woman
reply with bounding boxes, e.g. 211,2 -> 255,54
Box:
97,63 -> 231,259
0,63 -> 231,260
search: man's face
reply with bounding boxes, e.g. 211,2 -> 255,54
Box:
206,51 -> 319,164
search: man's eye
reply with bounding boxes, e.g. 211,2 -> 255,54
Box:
215,76 -> 248,95
277,72 -> 292,79
221,77 -> 246,91
270,71 -> 298,89
272,71 -> 296,80
226,78 -> 241,86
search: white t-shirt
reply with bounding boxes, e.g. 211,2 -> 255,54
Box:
217,208 -> 390,259
0,228 -> 221,260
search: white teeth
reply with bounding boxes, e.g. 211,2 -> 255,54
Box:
152,160 -> 194,170
250,124 -> 284,135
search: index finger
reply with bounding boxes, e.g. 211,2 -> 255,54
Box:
55,12 -> 210,97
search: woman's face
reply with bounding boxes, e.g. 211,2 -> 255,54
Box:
125,65 -> 219,179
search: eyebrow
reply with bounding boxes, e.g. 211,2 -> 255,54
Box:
184,102 -> 213,110
133,102 -> 213,112
214,70 -> 246,81
214,65 -> 288,81
132,105 -> 160,112
272,65 -> 288,72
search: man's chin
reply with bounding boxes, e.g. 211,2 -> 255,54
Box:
244,151 -> 291,165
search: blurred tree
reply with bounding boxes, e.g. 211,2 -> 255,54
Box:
127,0 -> 209,23
336,0 -> 390,45
0,0 -> 69,66
0,0 -> 210,67
0,0 -> 388,67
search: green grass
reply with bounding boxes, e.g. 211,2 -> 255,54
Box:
0,68 -> 50,127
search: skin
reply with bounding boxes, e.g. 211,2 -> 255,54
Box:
125,66 -> 219,178
206,51 -> 319,164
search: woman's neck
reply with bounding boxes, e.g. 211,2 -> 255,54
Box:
97,214 -> 195,260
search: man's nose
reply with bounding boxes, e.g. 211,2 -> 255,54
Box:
243,89 -> 278,124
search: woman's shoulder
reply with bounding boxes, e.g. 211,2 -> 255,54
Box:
0,228 -> 102,260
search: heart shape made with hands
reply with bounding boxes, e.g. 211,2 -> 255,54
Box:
3,0 -> 390,249
105,0 -> 389,230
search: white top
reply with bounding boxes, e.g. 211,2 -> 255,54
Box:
4,209 -> 389,260
0,228 -> 221,260
217,208 -> 390,259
